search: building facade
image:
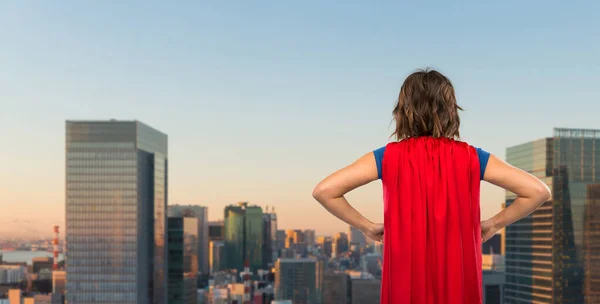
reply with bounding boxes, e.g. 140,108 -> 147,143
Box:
224,202 -> 263,272
65,120 -> 168,304
167,217 -> 199,304
208,221 -> 224,242
209,240 -> 226,274
274,258 -> 320,304
504,128 -> 600,303
348,226 -> 366,250
262,209 -> 278,268
323,271 -> 351,304
350,279 -> 380,304
168,205 -> 210,275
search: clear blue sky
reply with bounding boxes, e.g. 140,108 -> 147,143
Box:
1,1 -> 599,237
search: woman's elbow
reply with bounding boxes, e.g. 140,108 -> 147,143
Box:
534,182 -> 552,203
312,182 -> 335,202
312,184 -> 326,201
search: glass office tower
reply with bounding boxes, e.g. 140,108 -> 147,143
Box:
224,202 -> 263,272
65,120 -> 168,304
167,217 -> 199,304
504,128 -> 600,304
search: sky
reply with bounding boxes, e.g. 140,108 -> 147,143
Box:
1,1 -> 600,238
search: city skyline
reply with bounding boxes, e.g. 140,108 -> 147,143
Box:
2,1 -> 600,237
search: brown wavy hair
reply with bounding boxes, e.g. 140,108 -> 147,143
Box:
392,68 -> 462,140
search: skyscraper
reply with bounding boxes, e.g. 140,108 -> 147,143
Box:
262,207 -> 278,268
66,120 -> 168,304
168,205 -> 210,275
274,258 -> 321,304
504,128 -> 600,304
348,226 -> 366,249
167,217 -> 199,304
224,202 -> 263,272
333,233 -> 349,257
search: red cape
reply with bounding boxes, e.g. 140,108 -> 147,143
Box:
380,137 -> 482,304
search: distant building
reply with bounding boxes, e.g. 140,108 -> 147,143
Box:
65,120 -> 168,304
32,294 -> 62,304
351,279 -> 380,304
209,241 -> 226,274
483,270 -> 505,304
51,271 -> 66,294
274,258 -> 321,304
208,221 -> 224,241
31,257 -> 53,274
0,265 -> 27,284
303,230 -> 316,247
37,268 -> 52,281
169,205 -> 210,275
323,271 -> 351,304
348,226 -> 366,249
224,202 -> 263,272
279,248 -> 294,259
362,254 -> 382,278
262,208 -> 278,268
333,233 -> 349,257
275,230 -> 286,252
504,128 -> 600,303
8,289 -> 21,304
316,236 -> 333,258
168,217 -> 199,304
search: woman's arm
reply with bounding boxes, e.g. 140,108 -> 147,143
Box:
481,154 -> 551,241
312,152 -> 383,241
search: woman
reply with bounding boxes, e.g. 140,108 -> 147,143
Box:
312,69 -> 550,304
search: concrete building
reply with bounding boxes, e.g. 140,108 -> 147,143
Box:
65,120 -> 168,303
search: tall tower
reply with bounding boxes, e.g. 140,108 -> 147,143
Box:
504,128 -> 600,304
52,226 -> 59,270
224,202 -> 263,272
65,120 -> 168,304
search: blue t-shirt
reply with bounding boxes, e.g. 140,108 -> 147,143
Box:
373,146 -> 490,180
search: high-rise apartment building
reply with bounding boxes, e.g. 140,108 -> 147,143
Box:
274,258 -> 321,304
167,217 -> 199,304
66,120 -> 168,304
168,205 -> 210,275
504,128 -> 600,304
224,202 -> 263,272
